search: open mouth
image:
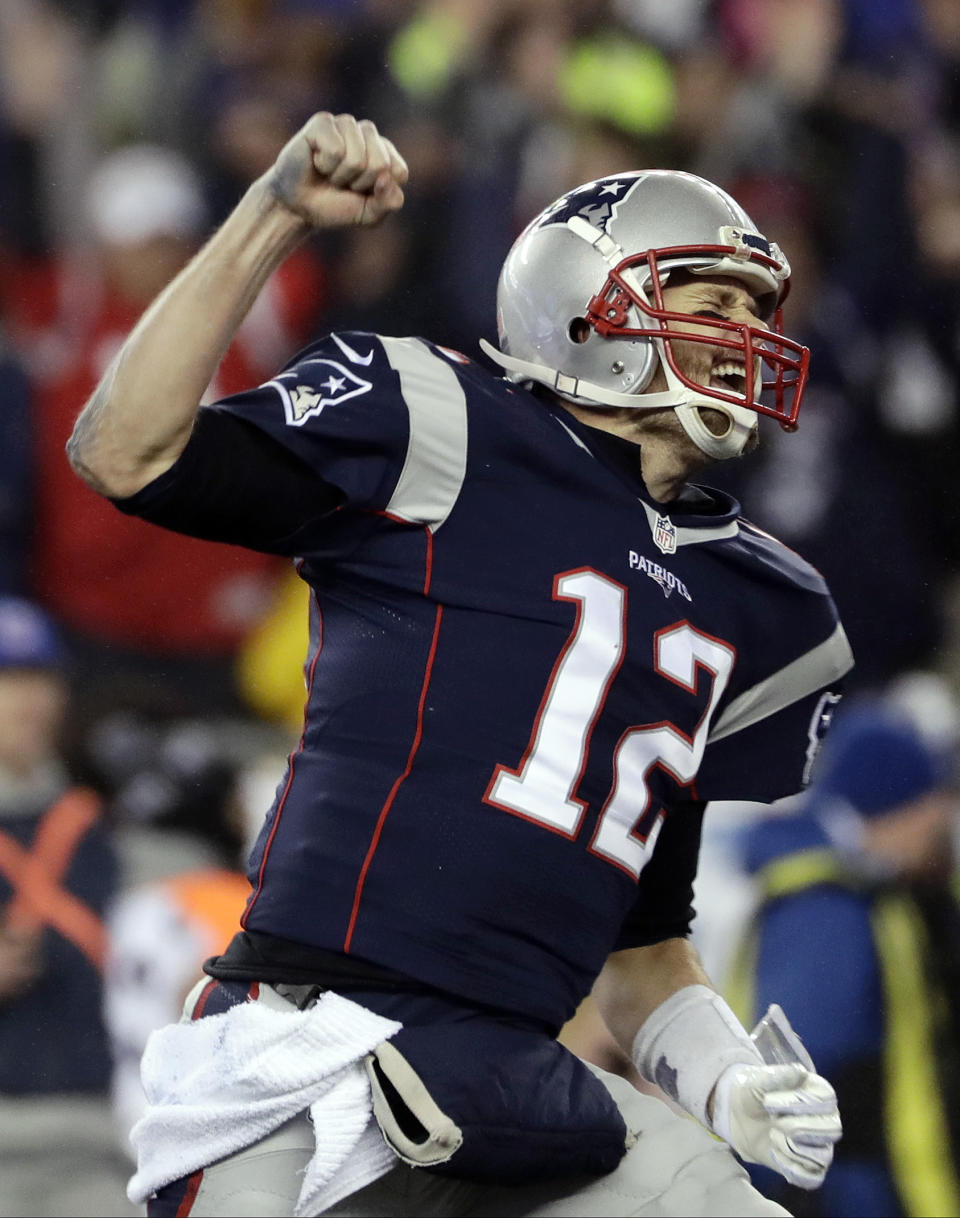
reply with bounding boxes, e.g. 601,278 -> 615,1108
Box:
709,360 -> 748,398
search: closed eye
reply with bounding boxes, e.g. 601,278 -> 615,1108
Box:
692,309 -> 728,321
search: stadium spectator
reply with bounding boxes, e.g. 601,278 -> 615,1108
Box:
3,140 -> 323,728
727,699 -> 960,1217
0,596 -> 134,1217
2,4 -> 958,700
97,712 -> 250,1148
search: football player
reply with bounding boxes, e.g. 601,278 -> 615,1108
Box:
69,113 -> 849,1217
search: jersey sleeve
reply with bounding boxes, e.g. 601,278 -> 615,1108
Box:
696,535 -> 854,805
698,679 -> 848,804
111,408 -> 343,555
220,331 -> 474,533
112,331 -> 473,554
205,331 -> 413,512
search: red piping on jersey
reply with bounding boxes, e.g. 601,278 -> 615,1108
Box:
242,592 -> 324,927
367,511 -> 435,596
176,1169 -> 204,1216
343,603 -> 444,952
422,526 -> 434,596
190,979 -> 218,1020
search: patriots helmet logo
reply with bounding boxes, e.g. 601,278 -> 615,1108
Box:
535,175 -> 642,235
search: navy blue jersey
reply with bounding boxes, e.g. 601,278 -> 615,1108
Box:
119,331 -> 852,1028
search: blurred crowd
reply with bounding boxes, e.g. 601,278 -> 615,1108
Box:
3,0 -> 960,1215
3,0 -> 960,718
0,0 -> 958,713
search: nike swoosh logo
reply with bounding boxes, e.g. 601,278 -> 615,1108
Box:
331,333 -> 374,365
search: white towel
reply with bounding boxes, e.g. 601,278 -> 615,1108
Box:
128,988 -> 402,1216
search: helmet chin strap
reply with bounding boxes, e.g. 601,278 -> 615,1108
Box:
480,338 -> 758,461
656,342 -> 758,461
479,339 -> 687,410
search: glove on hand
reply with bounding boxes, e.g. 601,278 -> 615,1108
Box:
711,1061 -> 842,1190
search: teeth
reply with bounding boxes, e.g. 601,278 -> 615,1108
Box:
713,362 -> 746,378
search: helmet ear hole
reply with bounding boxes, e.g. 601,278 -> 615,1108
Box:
568,318 -> 591,345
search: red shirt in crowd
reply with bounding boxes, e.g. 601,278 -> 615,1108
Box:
6,248 -> 325,656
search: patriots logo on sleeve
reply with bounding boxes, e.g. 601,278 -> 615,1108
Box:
535,175 -> 642,235
269,359 -> 373,427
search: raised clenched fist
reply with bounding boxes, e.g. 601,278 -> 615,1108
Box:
264,112 -> 408,230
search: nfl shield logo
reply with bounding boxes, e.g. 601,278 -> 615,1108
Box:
653,513 -> 677,555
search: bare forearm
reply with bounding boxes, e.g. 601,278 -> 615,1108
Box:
595,940 -> 765,1127
595,943 -> 841,1182
592,938 -> 712,1055
68,112 -> 408,500
67,180 -> 309,498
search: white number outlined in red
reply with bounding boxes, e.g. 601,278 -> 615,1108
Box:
485,570 -> 736,877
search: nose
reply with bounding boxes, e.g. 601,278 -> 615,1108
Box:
731,298 -> 767,330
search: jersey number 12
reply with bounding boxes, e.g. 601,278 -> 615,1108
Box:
485,568 -> 735,879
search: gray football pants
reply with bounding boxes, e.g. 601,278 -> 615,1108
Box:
177,1065 -> 790,1217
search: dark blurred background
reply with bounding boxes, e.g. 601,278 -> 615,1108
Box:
2,5 -> 960,1210
3,0 -> 960,725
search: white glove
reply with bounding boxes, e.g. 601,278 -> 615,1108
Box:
711,1061 -> 842,1190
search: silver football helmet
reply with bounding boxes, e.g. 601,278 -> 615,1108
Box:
480,170 -> 810,461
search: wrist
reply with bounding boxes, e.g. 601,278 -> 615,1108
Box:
186,178 -> 312,294
709,1061 -> 753,1144
246,176 -> 314,240
630,985 -> 762,1129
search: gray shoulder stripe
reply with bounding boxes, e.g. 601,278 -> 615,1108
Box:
380,337 -> 468,531
708,622 -> 854,743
